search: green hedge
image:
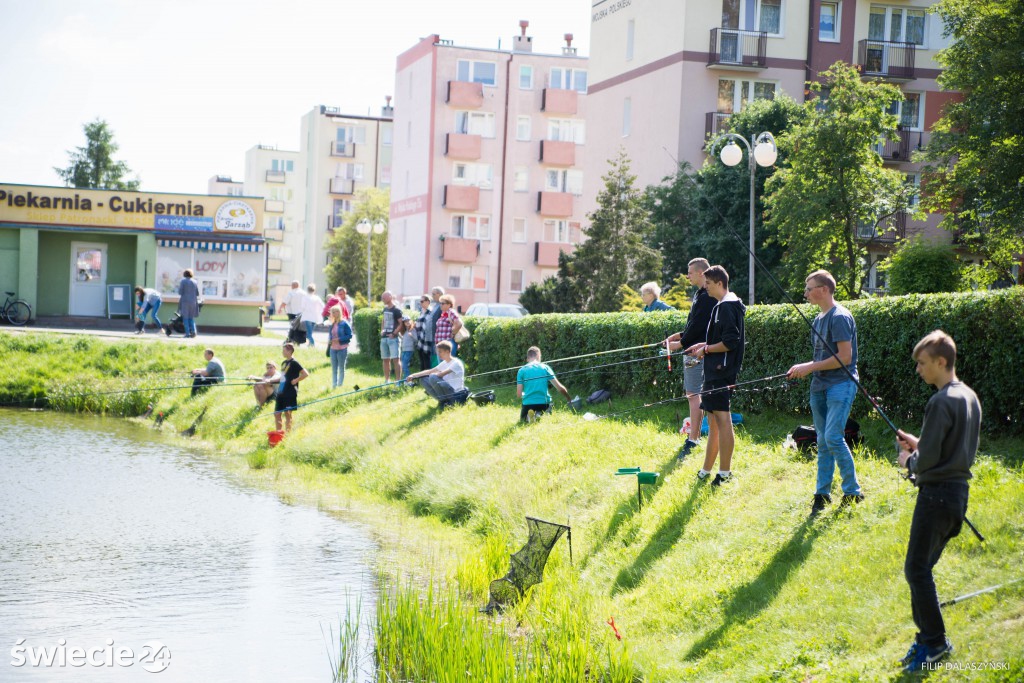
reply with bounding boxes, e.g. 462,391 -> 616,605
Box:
352,306 -> 483,365
466,290 -> 1024,433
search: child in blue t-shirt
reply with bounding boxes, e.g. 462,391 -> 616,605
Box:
515,346 -> 571,422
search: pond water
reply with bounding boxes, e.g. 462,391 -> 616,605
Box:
0,409 -> 375,682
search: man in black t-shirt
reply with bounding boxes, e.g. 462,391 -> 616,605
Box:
380,291 -> 403,383
274,342 -> 308,433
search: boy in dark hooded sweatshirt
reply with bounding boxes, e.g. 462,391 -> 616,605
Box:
684,265 -> 745,486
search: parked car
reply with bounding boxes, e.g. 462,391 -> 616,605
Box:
464,303 -> 530,318
400,295 -> 421,311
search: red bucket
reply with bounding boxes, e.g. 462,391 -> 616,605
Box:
267,430 -> 285,447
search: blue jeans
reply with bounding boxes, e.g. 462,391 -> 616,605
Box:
139,300 -> 162,328
304,320 -> 316,346
420,375 -> 456,402
183,318 -> 197,336
809,381 -> 861,496
330,348 -> 348,388
400,351 -> 413,379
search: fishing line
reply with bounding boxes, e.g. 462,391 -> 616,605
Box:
464,342 -> 662,381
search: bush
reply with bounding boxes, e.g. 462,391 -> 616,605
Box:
352,306 -> 483,366
469,289 -> 1024,433
881,238 -> 963,294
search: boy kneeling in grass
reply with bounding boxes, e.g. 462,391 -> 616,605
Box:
896,330 -> 981,672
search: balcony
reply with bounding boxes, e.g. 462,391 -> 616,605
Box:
330,177 -> 355,195
875,129 -> 913,162
265,199 -> 284,213
539,140 -> 575,166
537,191 -> 573,217
445,132 -> 482,160
541,88 -> 578,114
534,241 -> 575,268
265,170 -> 286,183
326,215 -> 345,232
447,80 -> 484,108
267,258 -> 283,272
705,112 -> 733,142
857,211 -> 907,243
858,40 -> 916,80
440,235 -> 480,263
264,228 -> 284,241
708,28 -> 767,69
329,141 -> 357,157
443,185 -> 480,212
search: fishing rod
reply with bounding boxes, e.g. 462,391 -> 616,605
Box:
668,151 -> 985,541
939,577 -> 1024,608
582,373 -> 793,422
465,342 -> 662,381
468,353 -> 666,394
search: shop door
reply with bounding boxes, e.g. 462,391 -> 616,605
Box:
69,242 -> 108,316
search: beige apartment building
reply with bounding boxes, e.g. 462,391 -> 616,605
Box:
299,104 -> 394,295
586,0 -> 956,292
387,25 -> 588,307
207,175 -> 244,197
243,145 -> 302,307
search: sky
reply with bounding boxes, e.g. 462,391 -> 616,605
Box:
0,0 -> 592,195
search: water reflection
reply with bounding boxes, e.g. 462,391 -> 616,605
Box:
0,410 -> 375,681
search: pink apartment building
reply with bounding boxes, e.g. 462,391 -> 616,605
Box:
585,0 -> 959,292
387,25 -> 588,308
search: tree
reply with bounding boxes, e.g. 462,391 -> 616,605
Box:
763,63 -> 911,298
647,96 -> 806,303
880,237 -> 963,294
323,188 -> 389,301
919,0 -> 1024,285
567,151 -> 662,312
54,119 -> 140,190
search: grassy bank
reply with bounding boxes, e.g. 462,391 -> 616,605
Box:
2,332 -> 1022,681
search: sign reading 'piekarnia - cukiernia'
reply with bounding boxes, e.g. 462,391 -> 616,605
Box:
0,183 -> 262,234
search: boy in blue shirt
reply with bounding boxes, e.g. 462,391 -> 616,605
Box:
516,346 -> 572,422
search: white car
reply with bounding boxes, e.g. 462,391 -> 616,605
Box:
464,303 -> 530,318
400,295 -> 421,310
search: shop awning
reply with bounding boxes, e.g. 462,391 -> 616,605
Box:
158,239 -> 262,252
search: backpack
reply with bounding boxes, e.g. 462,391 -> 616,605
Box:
792,418 -> 863,454
587,389 -> 612,405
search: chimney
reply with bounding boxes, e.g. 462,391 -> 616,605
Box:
381,95 -> 394,119
513,20 -> 533,53
562,32 -> 577,56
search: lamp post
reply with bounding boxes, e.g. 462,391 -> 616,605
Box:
356,218 -> 386,300
712,131 -> 778,305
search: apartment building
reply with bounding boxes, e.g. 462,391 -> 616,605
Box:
298,104 -> 394,293
586,0 -> 956,291
243,145 -> 302,306
207,175 -> 244,197
387,24 -> 588,307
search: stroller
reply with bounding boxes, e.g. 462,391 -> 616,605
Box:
163,302 -> 204,337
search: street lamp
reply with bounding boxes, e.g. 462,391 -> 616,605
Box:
356,218 -> 386,300
712,131 -> 777,305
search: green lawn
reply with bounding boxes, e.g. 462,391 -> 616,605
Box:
2,333 -> 1021,681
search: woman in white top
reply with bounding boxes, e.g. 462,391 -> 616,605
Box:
300,283 -> 325,348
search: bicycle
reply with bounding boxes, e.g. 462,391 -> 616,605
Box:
1,291 -> 32,326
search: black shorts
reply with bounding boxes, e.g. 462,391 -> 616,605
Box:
275,390 -> 298,413
520,403 -> 552,421
700,377 -> 735,413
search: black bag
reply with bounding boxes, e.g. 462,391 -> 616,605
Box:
587,389 -> 612,404
792,418 -> 863,454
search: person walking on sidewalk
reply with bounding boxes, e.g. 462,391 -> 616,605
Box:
178,269 -> 200,338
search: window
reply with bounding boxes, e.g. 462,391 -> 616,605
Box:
517,116 -> 531,141
265,216 -> 285,231
452,163 -> 493,189
270,159 -> 294,172
331,199 -> 351,228
542,220 -> 581,243
722,0 -> 784,35
717,78 -> 776,114
448,265 -> 489,291
622,98 -> 632,137
268,187 -> 294,201
510,269 -> 525,293
226,186 -> 244,196
869,5 -> 926,46
544,169 -> 583,195
336,125 -> 367,155
549,67 -> 587,93
819,2 -> 839,41
382,125 -> 393,146
451,214 -> 491,240
156,247 -> 264,301
455,111 -> 495,137
547,118 -> 586,144
456,59 -> 497,86
512,217 -> 527,243
626,20 -> 635,60
519,65 -> 533,89
905,173 -> 921,207
887,92 -> 923,130
513,167 -> 528,192
335,163 -> 364,180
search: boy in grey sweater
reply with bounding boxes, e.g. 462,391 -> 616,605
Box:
895,330 -> 981,672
